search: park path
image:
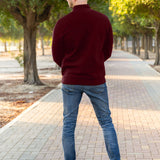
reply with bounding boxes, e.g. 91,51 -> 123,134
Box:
0,54 -> 57,80
0,50 -> 160,160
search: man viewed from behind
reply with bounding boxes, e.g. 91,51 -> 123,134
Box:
52,0 -> 121,159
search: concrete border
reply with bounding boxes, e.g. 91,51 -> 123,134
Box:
0,85 -> 61,135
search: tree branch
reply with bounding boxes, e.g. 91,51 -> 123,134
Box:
0,0 -> 26,25
144,26 -> 155,30
36,5 -> 52,24
9,6 -> 26,25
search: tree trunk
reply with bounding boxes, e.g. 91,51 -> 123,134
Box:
125,37 -> 129,51
4,41 -> 7,52
141,35 -> 145,49
114,36 -> 118,49
120,37 -> 122,50
41,36 -> 45,56
132,36 -> 136,54
23,26 -> 43,85
122,37 -> 125,50
120,37 -> 124,50
154,24 -> 160,65
137,35 -> 141,55
149,35 -> 153,52
144,34 -> 149,59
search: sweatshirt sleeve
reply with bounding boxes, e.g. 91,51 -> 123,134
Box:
103,18 -> 113,62
52,20 -> 64,67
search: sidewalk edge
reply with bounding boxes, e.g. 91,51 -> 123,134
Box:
0,88 -> 59,135
122,50 -> 160,76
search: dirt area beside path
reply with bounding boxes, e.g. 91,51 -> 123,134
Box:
0,48 -> 62,128
127,48 -> 160,75
0,79 -> 60,127
150,65 -> 160,73
140,50 -> 160,74
0,76 -> 61,128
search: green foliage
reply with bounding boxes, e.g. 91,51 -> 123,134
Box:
0,12 -> 23,41
89,0 -> 110,16
0,0 -> 111,42
134,0 -> 160,22
109,0 -> 157,37
46,0 -> 71,31
4,0 -> 55,13
11,52 -> 24,67
37,22 -> 51,39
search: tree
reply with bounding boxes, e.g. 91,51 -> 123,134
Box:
110,0 -> 156,58
0,12 -> 23,52
109,0 -> 140,54
0,0 -> 60,85
133,0 -> 160,65
37,22 -> 51,56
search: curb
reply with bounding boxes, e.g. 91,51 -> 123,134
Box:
0,85 -> 61,135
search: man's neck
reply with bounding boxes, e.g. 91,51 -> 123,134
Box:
74,2 -> 88,7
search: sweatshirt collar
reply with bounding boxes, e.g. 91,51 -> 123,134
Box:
73,4 -> 90,11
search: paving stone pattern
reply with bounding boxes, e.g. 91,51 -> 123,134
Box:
0,50 -> 160,160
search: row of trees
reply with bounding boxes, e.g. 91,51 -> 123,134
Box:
0,13 -> 23,52
0,18 -> 50,53
109,0 -> 160,65
0,0 -> 109,85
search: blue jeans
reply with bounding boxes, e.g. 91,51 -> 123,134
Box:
62,83 -> 120,160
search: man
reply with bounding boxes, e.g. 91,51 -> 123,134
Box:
52,0 -> 120,159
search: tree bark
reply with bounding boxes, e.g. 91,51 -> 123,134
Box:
120,37 -> 124,50
125,37 -> 129,52
154,24 -> 160,65
149,35 -> 153,52
132,36 -> 136,54
23,26 -> 43,85
120,37 -> 122,50
141,35 -> 145,49
4,41 -> 7,52
144,34 -> 149,59
114,36 -> 118,49
137,35 -> 141,55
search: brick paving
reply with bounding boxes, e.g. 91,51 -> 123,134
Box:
0,50 -> 160,160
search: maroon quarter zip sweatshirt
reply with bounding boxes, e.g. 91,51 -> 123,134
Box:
52,4 -> 113,85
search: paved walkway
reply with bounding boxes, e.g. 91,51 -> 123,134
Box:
0,54 -> 57,80
0,50 -> 160,160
